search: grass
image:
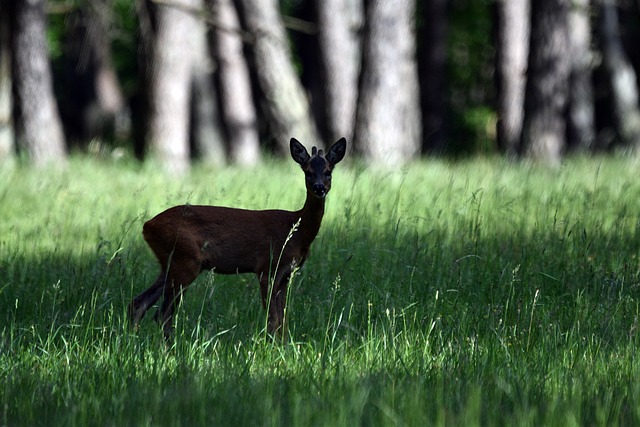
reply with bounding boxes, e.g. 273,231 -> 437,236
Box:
1,154 -> 640,425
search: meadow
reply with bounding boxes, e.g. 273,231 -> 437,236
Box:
1,154 -> 640,426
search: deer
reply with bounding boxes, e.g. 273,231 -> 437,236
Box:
128,137 -> 346,339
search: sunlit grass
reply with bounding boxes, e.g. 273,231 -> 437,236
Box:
1,155 -> 640,425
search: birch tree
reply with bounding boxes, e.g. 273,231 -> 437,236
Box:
354,0 -> 421,165
13,0 -> 67,166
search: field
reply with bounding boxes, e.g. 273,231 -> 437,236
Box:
1,154 -> 640,426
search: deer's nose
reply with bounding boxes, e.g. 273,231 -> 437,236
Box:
312,184 -> 327,198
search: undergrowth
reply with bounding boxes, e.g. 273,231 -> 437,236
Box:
1,155 -> 639,425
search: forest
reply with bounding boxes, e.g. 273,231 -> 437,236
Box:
5,1 -> 640,424
2,0 -> 640,171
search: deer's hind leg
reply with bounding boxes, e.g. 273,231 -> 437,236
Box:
155,256 -> 202,340
128,273 -> 166,329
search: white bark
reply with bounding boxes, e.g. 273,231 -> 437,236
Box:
316,0 -> 363,143
147,0 -> 199,175
599,1 -> 640,150
521,0 -> 571,165
191,10 -> 226,166
0,8 -> 14,162
567,0 -> 595,151
238,0 -> 319,152
211,0 -> 260,166
354,0 -> 422,166
13,0 -> 67,166
495,0 -> 529,157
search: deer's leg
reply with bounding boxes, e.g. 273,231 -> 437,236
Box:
264,270 -> 292,338
272,276 -> 290,338
156,257 -> 201,339
258,272 -> 269,309
128,273 -> 166,328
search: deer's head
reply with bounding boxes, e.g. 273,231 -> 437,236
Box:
290,138 -> 346,199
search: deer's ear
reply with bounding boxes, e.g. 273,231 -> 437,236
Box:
290,138 -> 310,165
326,138 -> 346,165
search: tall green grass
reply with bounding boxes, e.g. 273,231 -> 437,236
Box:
1,155 -> 640,425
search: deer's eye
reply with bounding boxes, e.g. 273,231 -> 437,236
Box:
324,171 -> 332,179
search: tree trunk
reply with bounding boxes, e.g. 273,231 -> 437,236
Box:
12,0 -> 67,166
210,0 -> 260,166
598,1 -> 640,151
520,0 -> 571,165
147,0 -> 199,175
0,0 -> 14,162
566,0 -> 595,152
237,0 -> 319,152
132,0 -> 154,159
190,7 -> 226,166
354,0 -> 422,165
420,0 -> 449,154
60,0 -> 129,147
494,0 -> 529,157
316,0 -> 363,144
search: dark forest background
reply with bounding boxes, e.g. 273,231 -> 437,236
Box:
1,0 -> 640,171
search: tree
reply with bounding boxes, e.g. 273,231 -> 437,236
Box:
419,0 -> 449,154
59,0 -> 129,147
597,1 -> 640,151
520,0 -> 571,165
494,0 -> 529,157
0,0 -> 14,161
566,0 -> 595,152
210,0 -> 260,166
316,0 -> 363,144
236,0 -> 319,152
12,0 -> 67,166
354,0 -> 421,165
190,3 -> 226,166
146,0 -> 201,175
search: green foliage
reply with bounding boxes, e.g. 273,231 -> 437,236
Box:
448,106 -> 497,156
2,156 -> 640,425
447,0 -> 497,154
448,0 -> 495,111
109,0 -> 141,95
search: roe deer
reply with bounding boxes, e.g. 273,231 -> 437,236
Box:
128,137 -> 346,339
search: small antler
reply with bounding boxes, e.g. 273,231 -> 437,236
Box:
311,147 -> 325,157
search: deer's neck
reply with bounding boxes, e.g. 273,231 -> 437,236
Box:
296,192 -> 326,245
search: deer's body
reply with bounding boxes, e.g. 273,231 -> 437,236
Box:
143,200 -> 323,276
129,138 -> 346,338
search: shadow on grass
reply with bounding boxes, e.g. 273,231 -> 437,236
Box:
1,215 -> 639,351
2,219 -> 640,426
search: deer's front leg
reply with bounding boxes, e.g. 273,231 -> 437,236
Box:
265,268 -> 292,339
271,276 -> 290,338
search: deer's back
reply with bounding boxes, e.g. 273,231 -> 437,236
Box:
143,204 -> 300,274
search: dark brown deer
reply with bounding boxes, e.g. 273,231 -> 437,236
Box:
128,138 -> 346,339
